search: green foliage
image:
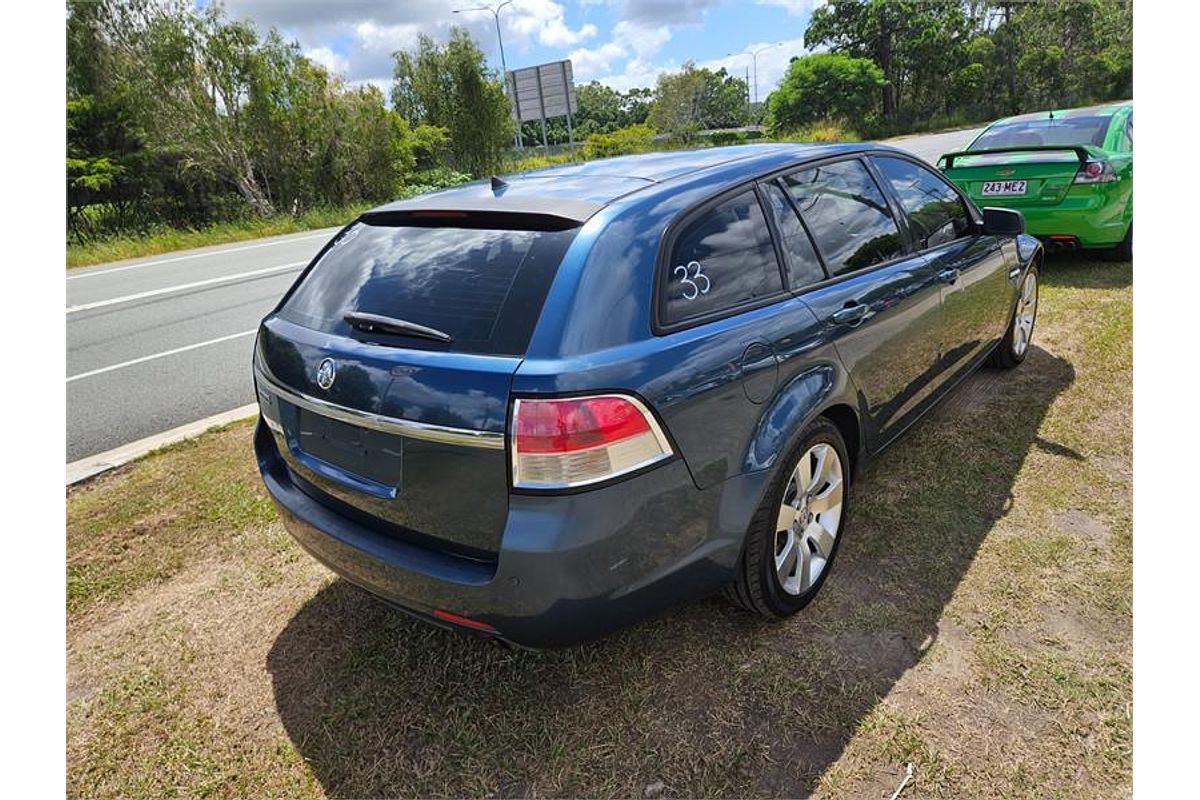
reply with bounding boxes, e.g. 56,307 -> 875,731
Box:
802,0 -> 1132,129
763,53 -> 885,135
64,0 -> 1132,253
399,168 -> 473,196
504,151 -> 581,173
772,120 -> 859,144
583,124 -> 657,158
390,29 -> 513,176
648,62 -> 749,141
66,0 -> 433,243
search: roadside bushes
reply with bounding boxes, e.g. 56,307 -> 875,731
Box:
583,124 -> 656,158
763,53 -> 885,137
772,120 -> 859,144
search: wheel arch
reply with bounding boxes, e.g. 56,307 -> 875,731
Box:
819,403 -> 862,480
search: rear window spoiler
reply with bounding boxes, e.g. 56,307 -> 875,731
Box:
363,194 -> 601,230
939,145 -> 1093,169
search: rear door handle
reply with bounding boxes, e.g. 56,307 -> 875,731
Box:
831,303 -> 870,326
937,268 -> 960,285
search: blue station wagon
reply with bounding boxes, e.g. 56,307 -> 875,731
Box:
254,143 -> 1043,648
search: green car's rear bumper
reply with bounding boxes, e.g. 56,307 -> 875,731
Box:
994,184 -> 1131,248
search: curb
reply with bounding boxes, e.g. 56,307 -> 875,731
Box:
66,404 -> 259,486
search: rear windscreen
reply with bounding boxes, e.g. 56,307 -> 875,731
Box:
278,221 -> 578,355
969,116 -> 1111,149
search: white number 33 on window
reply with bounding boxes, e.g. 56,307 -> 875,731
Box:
674,260 -> 711,301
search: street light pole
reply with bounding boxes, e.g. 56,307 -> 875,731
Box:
728,42 -> 782,124
453,1 -> 520,149
748,42 -> 783,106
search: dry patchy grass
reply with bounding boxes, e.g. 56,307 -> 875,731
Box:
66,256 -> 1132,798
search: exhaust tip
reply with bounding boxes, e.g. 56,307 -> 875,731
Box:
1045,235 -> 1080,251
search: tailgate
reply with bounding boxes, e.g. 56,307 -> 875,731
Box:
255,318 -> 515,558
942,146 -> 1091,207
255,215 -> 578,558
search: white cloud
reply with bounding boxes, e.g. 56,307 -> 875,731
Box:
568,11 -> 681,83
503,0 -> 598,48
593,57 -> 676,92
568,40 -> 630,77
612,20 -> 670,59
303,45 -> 350,76
588,35 -> 809,97
224,0 -> 596,87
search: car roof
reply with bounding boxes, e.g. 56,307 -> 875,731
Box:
988,101 -> 1132,128
366,142 -> 883,223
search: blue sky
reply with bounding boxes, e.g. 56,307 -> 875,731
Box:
219,0 -> 823,99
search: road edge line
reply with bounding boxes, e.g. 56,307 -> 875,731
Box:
67,404 -> 259,486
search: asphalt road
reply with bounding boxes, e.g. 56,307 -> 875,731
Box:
65,127 -> 981,463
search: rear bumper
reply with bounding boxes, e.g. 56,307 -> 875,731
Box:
972,187 -> 1130,248
256,420 -> 745,648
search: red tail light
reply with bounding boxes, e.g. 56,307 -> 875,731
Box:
1074,159 -> 1116,184
511,395 -> 673,489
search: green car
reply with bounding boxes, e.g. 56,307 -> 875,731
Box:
938,102 -> 1132,259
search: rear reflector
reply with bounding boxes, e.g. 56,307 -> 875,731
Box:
511,394 -> 673,489
432,609 -> 499,634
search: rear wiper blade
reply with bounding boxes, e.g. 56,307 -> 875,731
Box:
343,312 -> 453,343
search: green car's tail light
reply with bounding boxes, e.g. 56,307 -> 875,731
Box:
511,395 -> 673,489
1074,159 -> 1117,184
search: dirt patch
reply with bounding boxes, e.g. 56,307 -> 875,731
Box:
1053,508 -> 1111,546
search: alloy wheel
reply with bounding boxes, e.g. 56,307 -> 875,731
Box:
774,443 -> 845,596
1013,271 -> 1038,357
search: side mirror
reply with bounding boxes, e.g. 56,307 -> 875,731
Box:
982,206 -> 1025,236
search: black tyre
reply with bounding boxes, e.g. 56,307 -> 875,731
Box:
1103,225 -> 1132,262
989,267 -> 1039,370
726,416 -> 850,618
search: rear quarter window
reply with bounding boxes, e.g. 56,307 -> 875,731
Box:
759,180 -> 826,288
660,189 -> 784,327
278,221 -> 577,356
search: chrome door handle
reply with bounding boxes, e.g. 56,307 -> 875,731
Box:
831,303 -> 870,326
937,268 -> 960,284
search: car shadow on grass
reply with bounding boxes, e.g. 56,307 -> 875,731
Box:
267,345 -> 1075,799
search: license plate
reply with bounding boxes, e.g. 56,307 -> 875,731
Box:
982,180 -> 1027,196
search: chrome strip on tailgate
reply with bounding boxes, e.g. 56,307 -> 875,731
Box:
254,364 -> 505,451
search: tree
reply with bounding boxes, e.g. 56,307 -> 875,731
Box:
574,82 -> 623,136
648,63 -> 749,140
391,29 -> 512,176
804,0 -> 974,124
805,0 -> 910,118
763,53 -> 886,134
67,0 -> 427,237
802,0 -> 1130,127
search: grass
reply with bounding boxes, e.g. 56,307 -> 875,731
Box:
66,204 -> 375,269
66,254 -> 1132,798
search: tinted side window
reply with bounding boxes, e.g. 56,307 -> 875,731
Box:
873,157 -> 972,250
782,159 -> 904,275
662,190 -> 783,325
760,181 -> 826,289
